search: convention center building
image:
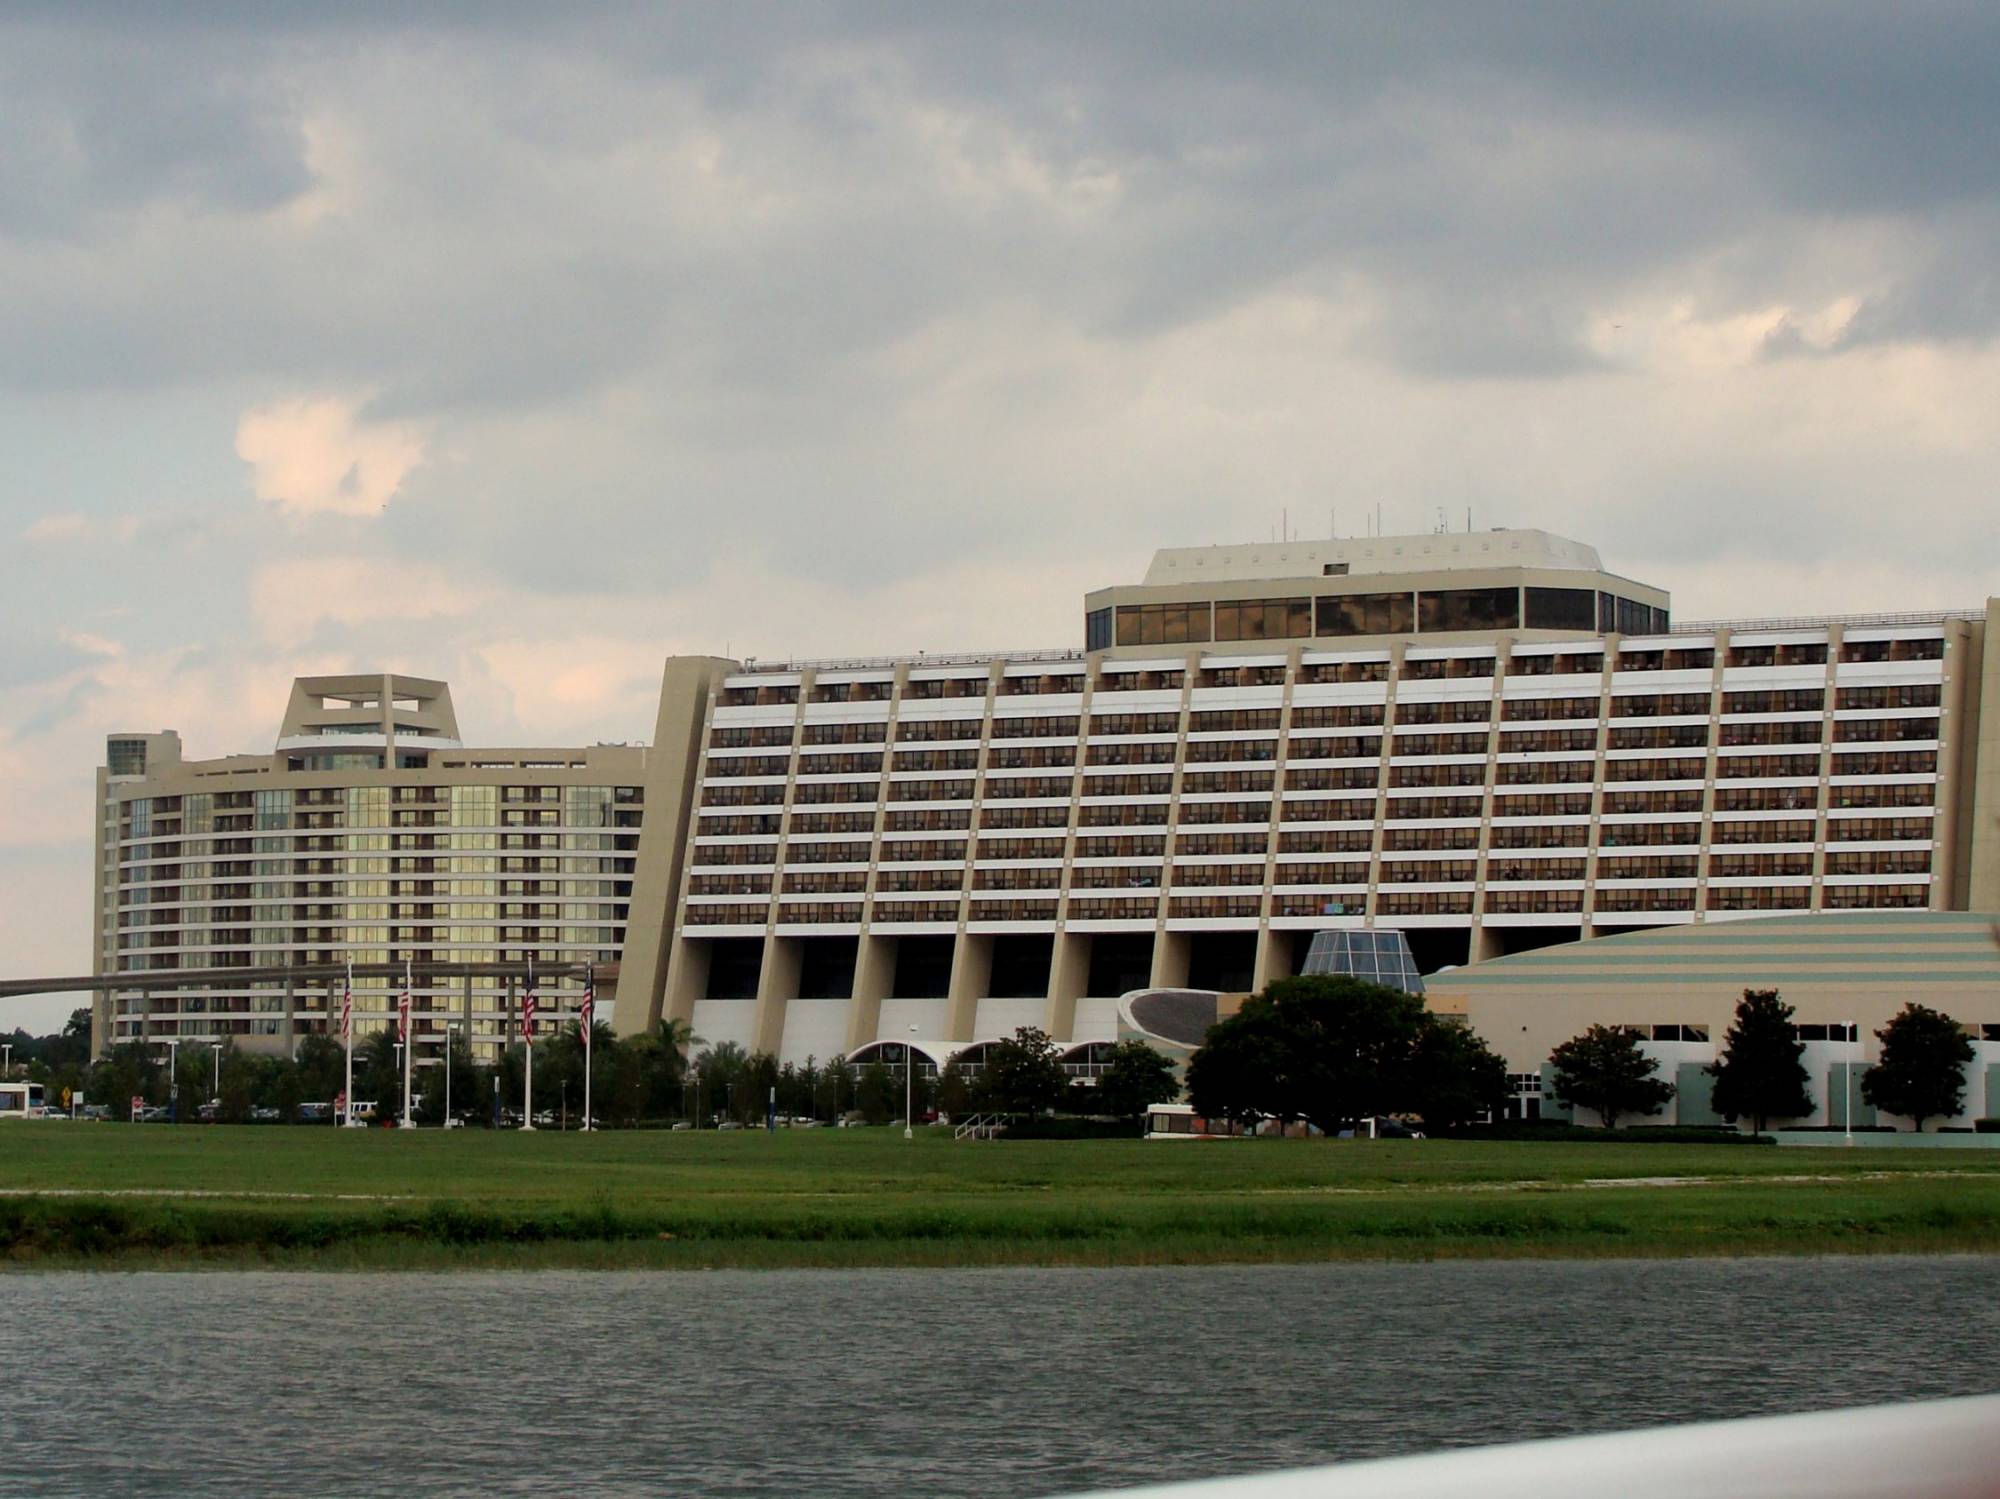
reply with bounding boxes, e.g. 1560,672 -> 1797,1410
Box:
86,530 -> 2000,1086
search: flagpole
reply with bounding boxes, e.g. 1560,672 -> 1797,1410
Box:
399,957 -> 414,1129
522,955 -> 536,1131
341,961 -> 353,1128
582,963 -> 594,1134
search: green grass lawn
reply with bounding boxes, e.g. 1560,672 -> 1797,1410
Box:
3,1124 -> 1997,1269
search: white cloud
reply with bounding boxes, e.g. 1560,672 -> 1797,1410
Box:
234,396 -> 426,517
247,555 -> 492,648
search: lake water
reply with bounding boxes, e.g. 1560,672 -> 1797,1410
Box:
3,1257 -> 1995,1497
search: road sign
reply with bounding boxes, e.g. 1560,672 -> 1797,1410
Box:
62,1087 -> 73,1107
130,1095 -> 143,1119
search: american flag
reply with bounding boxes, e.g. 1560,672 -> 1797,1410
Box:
397,963 -> 412,1043
579,966 -> 594,1043
340,965 -> 352,1043
522,986 -> 537,1046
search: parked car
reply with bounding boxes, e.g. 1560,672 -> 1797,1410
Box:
249,1106 -> 281,1123
80,1105 -> 111,1122
1337,1117 -> 1426,1140
670,1121 -> 693,1131
716,1120 -> 744,1131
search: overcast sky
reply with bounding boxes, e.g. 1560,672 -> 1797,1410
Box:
5,3 -> 1999,1027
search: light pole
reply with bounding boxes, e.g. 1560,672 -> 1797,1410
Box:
161,1036 -> 182,1123
904,1024 -> 918,1141
1846,1020 -> 1858,1148
209,1042 -> 223,1104
1,1043 -> 11,1076
443,1022 -> 456,1129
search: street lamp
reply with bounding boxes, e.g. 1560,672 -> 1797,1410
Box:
1846,1020 -> 1859,1148
904,1024 -> 918,1141
161,1036 -> 182,1123
443,1021 -> 457,1129
209,1042 -> 223,1103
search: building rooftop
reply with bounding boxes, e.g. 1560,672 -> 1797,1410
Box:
1141,528 -> 1604,585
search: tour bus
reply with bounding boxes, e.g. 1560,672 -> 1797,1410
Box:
0,1080 -> 49,1119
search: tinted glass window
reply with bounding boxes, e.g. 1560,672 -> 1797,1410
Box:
1419,587 -> 1519,632
1525,587 -> 1595,631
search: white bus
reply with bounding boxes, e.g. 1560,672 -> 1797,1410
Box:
1144,1103 -> 1256,1140
0,1080 -> 48,1119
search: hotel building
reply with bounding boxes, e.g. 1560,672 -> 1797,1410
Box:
91,532 -> 2000,1078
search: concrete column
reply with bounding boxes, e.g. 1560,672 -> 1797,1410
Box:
1045,929 -> 1089,1039
665,936 -> 710,1030
1468,924 -> 1505,964
945,932 -> 992,1041
1251,927 -> 1287,992
752,934 -> 802,1057
1149,930 -> 1191,989
845,933 -> 895,1053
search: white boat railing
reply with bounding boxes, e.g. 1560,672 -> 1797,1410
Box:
1054,1394 -> 2000,1499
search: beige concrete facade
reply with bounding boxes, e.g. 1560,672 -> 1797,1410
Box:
79,539 -> 2000,1082
1427,911 -> 2000,1129
94,674 -> 646,1062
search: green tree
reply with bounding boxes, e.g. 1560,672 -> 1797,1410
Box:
1862,1003 -> 1974,1133
87,1042 -> 159,1119
1707,988 -> 1812,1134
1407,1018 -> 1509,1134
855,1060 -> 898,1124
1549,1024 -> 1674,1130
263,1057 -> 305,1124
1185,1005 -> 1290,1126
935,1058 -> 975,1120
973,1027 -> 1068,1116
1186,976 -> 1430,1135
1093,1040 -> 1180,1122
214,1042 -> 257,1123
294,1033 -> 347,1105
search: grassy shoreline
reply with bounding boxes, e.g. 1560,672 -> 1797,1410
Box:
4,1126 -> 1997,1271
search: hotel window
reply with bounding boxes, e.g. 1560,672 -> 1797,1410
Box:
1419,587 -> 1519,633
1291,704 -> 1386,729
1523,587 -> 1596,631
1114,601 -> 1213,646
1314,592 -> 1415,637
978,805 -> 1068,830
1837,684 -> 1941,711
896,718 -> 979,743
804,722 -> 887,745
1085,608 -> 1113,652
1214,597 -> 1312,641
1078,802 -> 1172,827
1092,741 -> 1182,766
992,716 -> 1080,739
1833,717 -> 1936,744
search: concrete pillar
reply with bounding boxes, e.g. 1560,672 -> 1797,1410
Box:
665,936 -> 710,1030
752,934 -> 802,1057
1045,930 -> 1090,1041
1469,924 -> 1504,964
1251,928 -> 1288,993
1149,930 -> 1192,989
845,933 -> 895,1054
945,932 -> 992,1041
